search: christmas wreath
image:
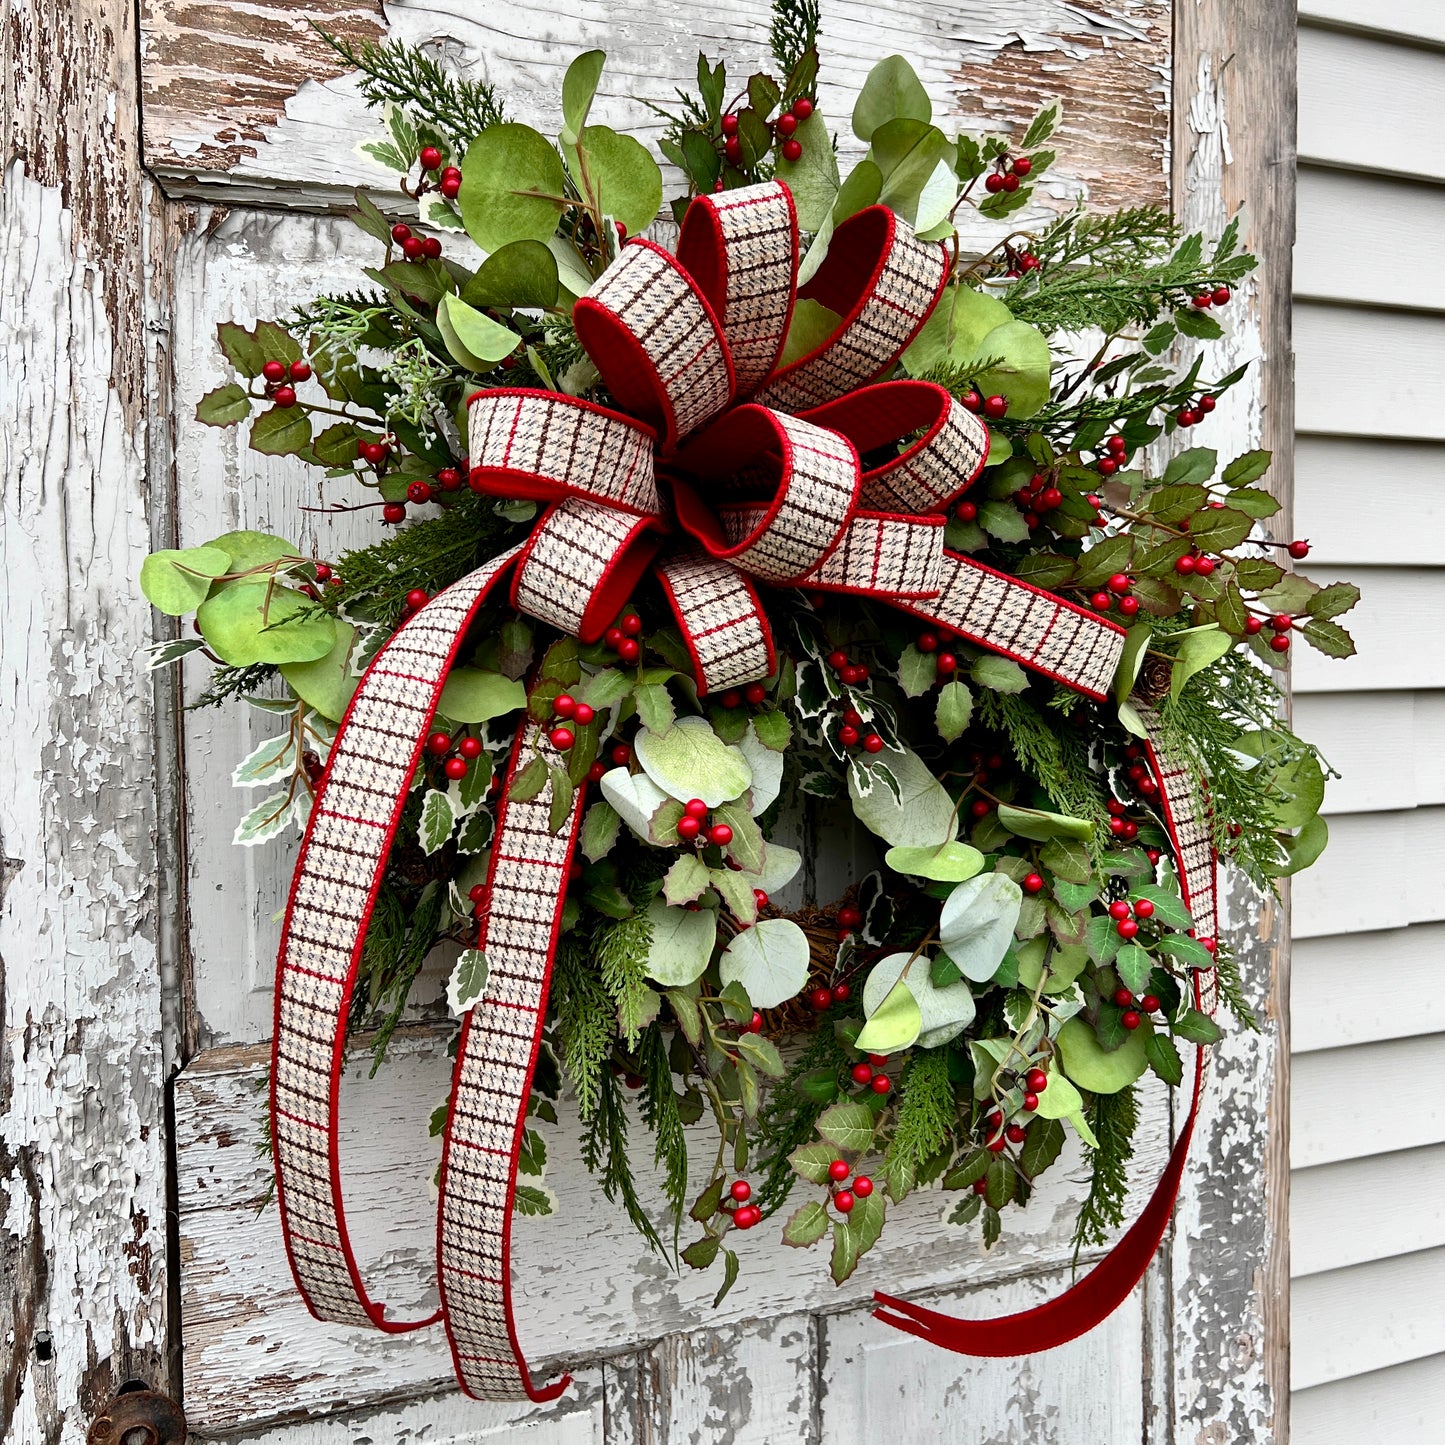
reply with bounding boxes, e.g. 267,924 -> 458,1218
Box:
142,2 -> 1355,1403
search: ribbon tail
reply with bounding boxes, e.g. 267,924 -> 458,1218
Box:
656,549 -> 775,693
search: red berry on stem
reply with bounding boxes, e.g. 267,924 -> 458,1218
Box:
827,650 -> 849,670
684,798 -> 709,819
810,987 -> 832,1012
1023,872 -> 1044,895
587,761 -> 606,782
730,1179 -> 751,1203
792,97 -> 814,120
834,1190 -> 855,1213
1026,1068 -> 1048,1093
1270,633 -> 1291,653
1092,592 -> 1113,611
262,359 -> 287,384
1114,986 -> 1135,1007
1119,596 -> 1141,617
617,637 -> 640,662
838,905 -> 862,929
548,726 -> 575,751
1212,285 -> 1231,306
853,1175 -> 874,1198
1024,1092 -> 1040,1111
402,235 -> 425,260
1006,1124 -> 1027,1144
734,1205 -> 759,1229
917,630 -> 939,652
987,1133 -> 1007,1153
677,815 -> 702,840
1199,936 -> 1218,954
781,139 -> 803,162
390,223 -> 412,243
573,703 -> 595,725
776,112 -> 798,136
1141,994 -> 1161,1013
405,587 -> 430,610
724,137 -> 742,164
419,145 -> 442,171
1133,898 -> 1155,920
1195,556 -> 1217,577
1175,554 -> 1197,576
457,737 -> 483,763
421,236 -> 443,259
1198,394 -> 1217,413
984,173 -> 1005,193
289,360 -> 311,382
749,1012 -> 763,1033
1270,613 -> 1293,633
935,652 -> 958,675
1121,820 -> 1139,840
973,1178 -> 989,1195
983,394 -> 1008,419
1097,456 -> 1119,476
1107,572 -> 1131,595
439,173 -> 462,199
444,757 -> 468,781
870,1074 -> 891,1095
708,823 -> 734,846
273,384 -> 297,408
1244,616 -> 1264,635
1117,918 -> 1140,939
721,113 -> 739,136
838,724 -> 860,748
829,1158 -> 850,1182
553,694 -> 577,718
1122,1010 -> 1142,1030
611,743 -> 632,765
862,733 -> 884,754
1287,539 -> 1310,560
970,799 -> 991,819
469,883 -> 488,903
851,1062 -> 874,1086
383,503 -> 407,524
437,467 -> 462,490
753,889 -> 770,910
1002,173 -> 1020,192
831,982 -> 851,1003
406,480 -> 433,505
961,391 -> 981,413
1012,156 -> 1033,176
427,731 -> 451,755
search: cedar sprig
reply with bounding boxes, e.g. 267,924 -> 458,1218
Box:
1072,1084 -> 1138,1255
582,1067 -> 666,1254
883,1049 -> 957,1186
553,932 -> 615,1119
770,0 -> 822,75
639,1022 -> 690,1232
315,29 -> 506,149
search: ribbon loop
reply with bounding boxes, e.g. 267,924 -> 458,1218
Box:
655,549 -> 776,694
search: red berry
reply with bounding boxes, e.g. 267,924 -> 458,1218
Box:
617,638 -> 640,662
362,441 -> 388,466
1001,173 -> 1020,192
587,761 -> 606,782
1092,592 -> 1113,611
724,137 -> 742,164
983,394 -> 1008,419
1287,539 -> 1310,560
677,815 -> 702,840
986,1133 -> 1007,1153
437,467 -> 462,490
831,982 -> 851,1003
390,223 -> 412,243
730,1179 -> 751,1203
402,236 -> 425,260
1041,486 -> 1063,510
1117,918 -> 1140,939
444,757 -> 468,781
1269,634 -> 1291,653
973,1178 -> 989,1195
1198,394 -> 1217,413
1133,898 -> 1155,919
289,360 -> 312,382
382,503 -> 407,524
262,359 -> 287,384
1270,613 -> 1293,633
439,174 -> 462,199
810,987 -> 833,1011
1107,572 -> 1131,595
1141,994 -> 1161,1013
273,384 -> 297,408
421,236 -> 443,259
1175,554 -> 1197,576
862,733 -> 884,754
1022,511 -> 1040,530
1113,986 -> 1134,1007
984,173 -> 1005,193
1118,596 -> 1141,617
1121,820 -> 1139,840
869,1074 -> 891,1095
1097,457 -> 1119,477
1195,557 -> 1217,577
827,650 -> 849,670
1192,294 -> 1212,310
776,112 -> 798,137
749,1011 -> 764,1033
961,391 -> 982,413
1244,617 -> 1264,635
721,113 -> 739,136
829,1158 -> 850,1182
734,1205 -> 759,1229
1006,1124 -> 1027,1144
604,626 -> 624,648
834,1189 -> 855,1213
469,883 -> 488,904
917,631 -> 939,653
838,725 -> 860,748
684,798 -> 709,819
1023,873 -> 1044,895
708,823 -> 734,847
548,726 -> 575,751
1177,408 -> 1198,427
619,613 -> 643,636
853,1175 -> 874,1197
1107,435 -> 1128,455
610,743 -> 632,765
573,703 -> 595,726
744,682 -> 767,705
403,588 -> 431,612
837,905 -> 862,929
1109,817 -> 1127,836
1122,1010 -> 1142,1030
719,690 -> 742,709
1012,156 -> 1033,176
754,889 -> 770,909
851,1062 -> 874,1085
1026,1068 -> 1048,1093
427,731 -> 451,755
419,145 -> 443,171
792,97 -> 814,120
1199,936 -> 1218,954
1023,1092 -> 1040,1111
553,694 -> 577,718
840,664 -> 864,686
406,480 -> 433,505
935,652 -> 958,675
1212,286 -> 1231,306
970,799 -> 991,818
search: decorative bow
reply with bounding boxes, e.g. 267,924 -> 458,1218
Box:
268,182 -> 1197,1410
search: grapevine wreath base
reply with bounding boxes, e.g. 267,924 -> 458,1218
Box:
143,12 -> 1352,1406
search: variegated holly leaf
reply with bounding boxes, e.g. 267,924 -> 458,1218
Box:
446,948 -> 490,1016
233,789 -> 297,846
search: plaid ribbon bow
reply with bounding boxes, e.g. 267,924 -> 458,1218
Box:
268,182 -> 1214,1405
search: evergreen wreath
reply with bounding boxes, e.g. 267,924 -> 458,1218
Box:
143,0 -> 1353,1391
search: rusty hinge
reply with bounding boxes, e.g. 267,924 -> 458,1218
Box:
87,1381 -> 187,1445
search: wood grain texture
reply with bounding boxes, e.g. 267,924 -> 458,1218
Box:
1170,2 -> 1295,1440
173,1031 -> 1172,1433
0,0 -> 176,1438
137,0 -> 1170,253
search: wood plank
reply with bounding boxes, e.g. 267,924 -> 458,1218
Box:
1170,2 -> 1295,1437
174,1033 -> 1172,1432
0,0 -> 179,1434
1291,1145 -> 1445,1277
1292,1035 -> 1445,1168
1291,1247 -> 1445,1389
1295,303 -> 1445,440
1293,807 -> 1445,938
1294,924 -> 1445,1051
1295,165 -> 1445,312
1294,436 -> 1445,566
1299,1 -> 1445,48
819,1268 -> 1145,1439
1298,25 -> 1445,179
138,0 -> 1169,257
1293,692 -> 1445,814
1291,568 -> 1445,695
603,1314 -> 818,1445
1293,1354 -> 1445,1445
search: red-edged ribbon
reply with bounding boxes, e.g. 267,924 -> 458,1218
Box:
268,180 -> 1210,1404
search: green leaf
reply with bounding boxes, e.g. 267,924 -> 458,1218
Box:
1056,1015 -> 1150,1094
972,320 -> 1052,419
1173,1008 -> 1223,1045
736,1030 -> 786,1080
1272,813 -> 1329,877
436,293 -> 521,371
1226,487 -> 1282,519
634,715 -> 751,807
280,620 -> 359,721
1156,933 -> 1214,969
1145,1030 -> 1184,1086
901,284 -> 1011,377
662,854 -> 710,907
1162,448 -> 1218,487
1235,730 -> 1327,827
1033,1069 -> 1084,1122
1020,1117 -> 1066,1178
463,240 -> 560,310
233,789 -> 296,846
1041,836 -> 1092,884
1187,506 -> 1254,552
634,680 -> 675,734
231,732 -> 294,788
1021,99 -> 1062,148
937,872 -> 1023,983
776,110 -> 839,230
977,499 -> 1031,543
1113,622 -> 1153,704
1115,943 -> 1153,995
852,55 -> 931,142
510,754 -> 548,803
855,977 -> 924,1054
718,917 -> 811,1009
1171,627 -> 1233,700
249,403 -> 313,457
1175,306 -> 1224,340
713,1248 -> 740,1307
574,125 -> 663,235
1299,617 -> 1356,659
1306,582 -> 1361,621
848,746 -> 956,848
1222,449 -> 1272,487
935,679 -> 973,741
681,1235 -> 720,1269
789,1140 -> 838,1184
197,583 -> 336,666
862,950 -> 975,1048
816,1101 -> 877,1154
548,762 -> 575,833
884,840 -> 985,883
896,643 -> 937,698
1131,882 -> 1195,931
642,896 -> 717,987
196,382 -> 252,426
783,1200 -> 829,1247
439,668 -> 526,723
560,49 -> 606,145
445,948 -> 490,1016
140,545 -> 232,616
459,123 -> 567,250
751,709 -> 792,751
216,321 -> 268,377
970,655 -> 1030,694
779,299 -> 843,367
997,803 -> 1092,842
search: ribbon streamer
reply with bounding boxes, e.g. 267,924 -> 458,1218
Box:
270,180 -> 1212,1401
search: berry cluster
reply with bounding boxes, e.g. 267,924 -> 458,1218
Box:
716,681 -> 770,709
720,94 -> 814,171
1089,571 -> 1140,618
1002,244 -> 1041,278
1110,984 -> 1163,1032
1012,471 -> 1065,530
1174,392 -> 1216,428
546,691 -> 597,753
983,154 -> 1032,194
1094,432 -> 1130,477
1106,797 -> 1142,842
676,797 -> 734,848
824,1158 -> 874,1215
417,146 -> 463,199
727,1178 -> 762,1231
1190,284 -> 1232,310
390,222 -> 444,264
912,628 -> 965,685
958,390 -> 1009,420
425,723 -> 484,781
847,1052 -> 892,1096
260,356 -> 311,409
602,611 -> 644,664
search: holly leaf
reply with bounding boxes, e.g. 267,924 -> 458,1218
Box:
1222,449 -> 1271,487
1115,943 -> 1153,995
249,403 -> 313,456
815,1101 -> 876,1154
446,948 -> 490,1016
1299,617 -> 1356,659
788,1140 -> 838,1185
1019,1117 -> 1066,1178
978,500 -> 1031,543
1145,1030 -> 1184,1086
1306,582 -> 1361,620
1173,1009 -> 1223,1045
783,1200 -> 829,1248
418,789 -> 456,854
196,382 -> 252,426
935,679 -> 973,741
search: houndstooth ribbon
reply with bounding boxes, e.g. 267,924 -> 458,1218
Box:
269,180 -> 1184,1403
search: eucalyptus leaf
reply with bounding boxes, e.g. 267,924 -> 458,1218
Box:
1170,627 -> 1232,700
560,49 -> 606,145
718,917 -> 811,1009
972,320 -> 1052,418
997,803 -> 1092,842
598,765 -> 671,844
197,582 -> 336,666
884,840 -> 985,883
463,240 -> 561,310
140,545 -> 231,616
459,123 -> 567,250
861,951 -> 974,1049
902,284 -> 1012,377
574,125 -> 663,235
937,872 -> 1023,982
634,715 -> 752,807
438,668 -> 526,723
436,293 -> 521,371
847,745 -> 956,848
1055,1015 -> 1149,1094
852,55 -> 931,142
854,976 -> 923,1054
775,110 -> 839,230
642,897 -> 717,987
280,621 -> 359,721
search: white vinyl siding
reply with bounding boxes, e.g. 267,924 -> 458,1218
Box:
1291,8 -> 1445,1439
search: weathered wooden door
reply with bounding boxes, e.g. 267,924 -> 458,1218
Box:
1,1 -> 1293,1439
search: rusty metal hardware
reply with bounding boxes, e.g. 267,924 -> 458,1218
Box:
87,1381 -> 187,1445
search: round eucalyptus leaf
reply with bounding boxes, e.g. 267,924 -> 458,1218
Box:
996,803 -> 1093,843
437,294 -> 522,371
847,745 -> 956,848
463,240 -> 561,310
901,285 -> 1012,377
937,872 -> 1023,981
775,111 -> 839,231
197,582 -> 336,666
854,976 -> 923,1054
209,530 -> 302,574
1235,729 -> 1326,828
634,715 -> 751,808
718,917 -> 811,1010
560,49 -> 606,145
437,667 -> 527,723
972,320 -> 1052,418
1055,1016 -> 1150,1095
861,949 -> 976,1049
140,545 -> 231,616
642,897 -> 717,987
851,54 -> 931,143
884,840 -> 985,883
599,765 -> 671,844
459,123 -> 567,250
280,621 -> 358,721
574,125 -> 663,236
737,723 -> 783,813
